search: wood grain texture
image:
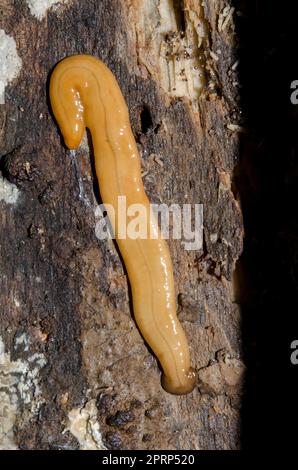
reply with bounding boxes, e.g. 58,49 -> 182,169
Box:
0,0 -> 244,449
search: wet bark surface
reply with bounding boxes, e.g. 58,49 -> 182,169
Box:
0,0 -> 244,450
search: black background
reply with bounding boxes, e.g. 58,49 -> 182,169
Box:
1,0 -> 298,466
235,0 -> 298,454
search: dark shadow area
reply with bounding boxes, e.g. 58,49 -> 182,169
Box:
234,0 -> 298,450
172,0 -> 186,33
86,128 -> 101,203
140,105 -> 154,135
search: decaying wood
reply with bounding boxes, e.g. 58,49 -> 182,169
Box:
0,0 -> 244,450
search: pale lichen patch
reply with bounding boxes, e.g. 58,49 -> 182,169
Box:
0,175 -> 19,205
26,0 -> 70,21
0,336 -> 47,449
14,333 -> 29,352
66,399 -> 106,450
0,29 -> 22,105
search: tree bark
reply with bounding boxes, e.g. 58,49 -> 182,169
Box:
0,0 -> 244,450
